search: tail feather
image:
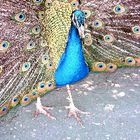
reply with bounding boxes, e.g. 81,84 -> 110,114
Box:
81,0 -> 140,70
0,0 -> 55,116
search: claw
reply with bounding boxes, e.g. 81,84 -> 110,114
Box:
34,97 -> 56,120
66,104 -> 90,127
45,112 -> 56,120
33,110 -> 39,117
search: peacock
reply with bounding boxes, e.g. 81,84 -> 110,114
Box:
0,0 -> 140,125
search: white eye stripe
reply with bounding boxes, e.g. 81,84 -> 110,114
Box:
75,17 -> 80,27
72,14 -> 80,28
72,14 -> 77,27
73,14 -> 77,25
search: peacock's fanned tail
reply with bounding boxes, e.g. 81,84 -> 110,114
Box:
80,0 -> 140,72
0,0 -> 56,116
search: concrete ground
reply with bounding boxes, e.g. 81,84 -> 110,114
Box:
0,68 -> 140,140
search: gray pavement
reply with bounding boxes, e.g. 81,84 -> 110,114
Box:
0,68 -> 140,140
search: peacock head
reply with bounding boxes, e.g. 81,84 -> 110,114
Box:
71,10 -> 85,39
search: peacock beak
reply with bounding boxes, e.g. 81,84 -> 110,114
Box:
78,25 -> 85,39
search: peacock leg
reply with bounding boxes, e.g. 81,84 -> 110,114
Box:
65,85 -> 90,126
35,97 -> 56,120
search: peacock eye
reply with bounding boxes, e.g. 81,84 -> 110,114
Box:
83,10 -> 91,19
46,60 -> 54,69
13,97 -> 18,102
84,33 -> 92,46
39,82 -> 45,88
125,57 -> 135,66
71,2 -> 76,6
27,40 -> 35,50
32,91 -> 37,96
24,96 -> 28,101
98,63 -> 103,68
109,65 -> 113,69
40,39 -> 47,47
38,11 -> 45,19
132,26 -> 140,34
0,104 -> 9,115
2,106 -> 7,112
93,62 -> 106,72
128,58 -> 132,62
93,19 -> 103,29
71,1 -> 78,7
104,34 -> 114,43
113,4 -> 126,14
0,41 -> 10,51
42,54 -> 48,64
37,81 -> 47,93
46,81 -> 55,90
32,25 -> 41,35
49,62 -> 52,66
15,12 -> 26,22
21,94 -> 31,106
29,90 -> 38,99
106,63 -> 117,72
48,82 -> 52,87
40,83 -> 45,88
11,95 -> 20,107
128,58 -> 133,63
33,0 -> 43,5
22,62 -> 31,72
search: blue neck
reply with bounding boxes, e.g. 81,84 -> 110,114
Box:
55,22 -> 89,86
66,23 -> 82,55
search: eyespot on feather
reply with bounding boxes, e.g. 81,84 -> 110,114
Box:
14,12 -> 26,22
83,10 -> 91,19
29,90 -> 39,100
71,1 -> 79,8
132,26 -> 140,35
20,94 -> 32,106
37,82 -> 48,93
92,62 -> 107,72
47,59 -> 55,70
104,34 -> 114,43
113,4 -> 126,15
0,41 -> 10,52
26,40 -> 36,50
21,62 -> 31,72
46,81 -> 55,91
40,39 -> 48,47
106,63 -> 117,72
84,33 -> 92,46
38,11 -> 45,19
0,103 -> 10,117
125,57 -> 136,66
92,19 -> 104,29
42,54 -> 49,64
11,95 -> 20,107
31,25 -> 41,35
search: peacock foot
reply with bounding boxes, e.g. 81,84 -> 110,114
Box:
66,85 -> 90,127
65,103 -> 90,127
34,97 -> 56,120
